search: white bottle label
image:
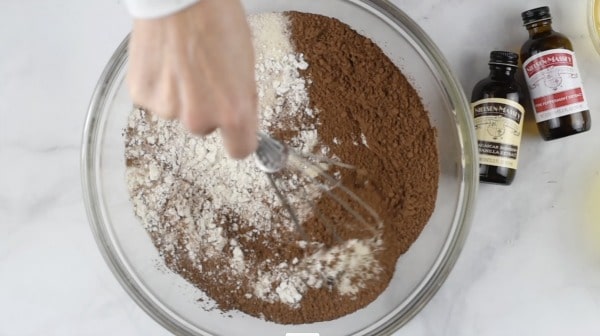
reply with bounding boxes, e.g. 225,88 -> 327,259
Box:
522,49 -> 589,123
472,98 -> 525,169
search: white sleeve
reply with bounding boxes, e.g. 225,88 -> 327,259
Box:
125,0 -> 200,19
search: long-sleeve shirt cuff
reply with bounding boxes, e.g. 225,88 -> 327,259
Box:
124,0 -> 200,19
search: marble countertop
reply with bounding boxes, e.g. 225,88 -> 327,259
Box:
1,0 -> 599,335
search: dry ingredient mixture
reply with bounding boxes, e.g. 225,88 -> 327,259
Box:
124,12 -> 439,325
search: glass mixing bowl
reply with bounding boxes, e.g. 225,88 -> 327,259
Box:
81,0 -> 478,335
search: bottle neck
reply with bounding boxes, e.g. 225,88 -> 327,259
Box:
525,19 -> 553,37
489,65 -> 517,80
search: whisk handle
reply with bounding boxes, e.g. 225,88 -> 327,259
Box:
255,132 -> 288,173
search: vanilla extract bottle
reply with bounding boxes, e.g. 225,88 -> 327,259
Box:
471,51 -> 526,185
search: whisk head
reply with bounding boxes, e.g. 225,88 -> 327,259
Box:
254,132 -> 383,247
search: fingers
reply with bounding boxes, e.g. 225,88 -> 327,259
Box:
199,0 -> 258,158
177,61 -> 220,136
128,77 -> 179,120
179,103 -> 219,136
178,70 -> 257,156
176,6 -> 258,158
126,0 -> 259,160
127,22 -> 179,120
219,93 -> 259,159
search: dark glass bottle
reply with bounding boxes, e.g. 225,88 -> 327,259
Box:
471,51 -> 526,185
520,6 -> 591,140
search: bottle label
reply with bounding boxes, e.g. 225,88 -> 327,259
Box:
522,49 -> 589,123
472,98 -> 525,169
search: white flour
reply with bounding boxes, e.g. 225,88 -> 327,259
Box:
125,13 -> 382,308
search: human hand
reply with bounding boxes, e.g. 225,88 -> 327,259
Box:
127,0 -> 258,159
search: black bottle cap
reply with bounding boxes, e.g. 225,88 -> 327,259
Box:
521,6 -> 552,25
489,51 -> 519,67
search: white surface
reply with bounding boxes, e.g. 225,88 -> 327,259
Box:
0,0 -> 599,335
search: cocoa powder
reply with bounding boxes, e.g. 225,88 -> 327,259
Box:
125,12 -> 438,326
275,12 -> 439,323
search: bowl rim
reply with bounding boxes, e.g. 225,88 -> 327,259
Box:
81,1 -> 478,335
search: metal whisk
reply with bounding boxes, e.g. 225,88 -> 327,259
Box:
254,132 -> 382,243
